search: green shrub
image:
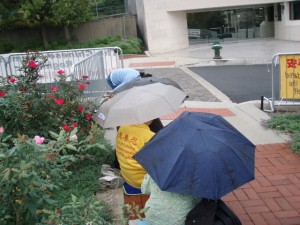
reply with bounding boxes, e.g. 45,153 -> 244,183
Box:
0,42 -> 14,54
0,127 -> 114,225
3,36 -> 144,54
267,113 -> 300,153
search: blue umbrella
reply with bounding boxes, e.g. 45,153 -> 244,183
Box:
134,112 -> 255,200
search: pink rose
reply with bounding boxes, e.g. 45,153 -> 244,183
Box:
34,135 -> 45,144
69,134 -> 78,141
0,127 -> 4,133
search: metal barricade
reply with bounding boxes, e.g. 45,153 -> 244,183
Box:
6,48 -> 105,83
0,56 -> 8,78
264,52 -> 300,112
70,47 -> 123,98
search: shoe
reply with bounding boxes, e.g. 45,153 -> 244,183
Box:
99,175 -> 124,189
101,164 -> 121,177
101,164 -> 115,176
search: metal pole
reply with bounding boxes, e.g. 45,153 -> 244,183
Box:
271,54 -> 277,112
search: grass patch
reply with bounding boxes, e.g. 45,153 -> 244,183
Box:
267,113 -> 300,153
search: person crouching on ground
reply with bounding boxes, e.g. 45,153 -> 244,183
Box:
141,174 -> 201,225
116,120 -> 155,220
106,68 -> 152,90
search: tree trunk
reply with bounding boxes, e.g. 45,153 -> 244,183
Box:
64,25 -> 71,43
41,24 -> 49,48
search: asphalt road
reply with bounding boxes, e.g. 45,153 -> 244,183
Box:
188,64 -> 280,103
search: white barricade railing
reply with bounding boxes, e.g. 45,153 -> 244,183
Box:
0,47 -> 123,99
264,52 -> 300,112
5,48 -> 107,83
70,47 -> 123,98
0,56 -> 8,78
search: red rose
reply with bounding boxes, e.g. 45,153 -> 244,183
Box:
85,113 -> 92,120
0,92 -> 6,97
47,95 -> 55,99
28,61 -> 38,69
55,98 -> 64,105
77,105 -> 84,112
63,124 -> 70,132
72,122 -> 78,128
9,77 -> 17,83
77,84 -> 86,90
57,70 -> 64,75
50,86 -> 58,92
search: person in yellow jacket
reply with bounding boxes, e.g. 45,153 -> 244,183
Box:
116,120 -> 155,220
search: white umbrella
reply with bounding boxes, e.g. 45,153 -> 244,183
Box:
94,83 -> 188,128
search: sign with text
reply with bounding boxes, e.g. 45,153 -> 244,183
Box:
280,54 -> 300,99
188,29 -> 201,38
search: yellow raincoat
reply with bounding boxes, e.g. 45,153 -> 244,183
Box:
116,124 -> 154,188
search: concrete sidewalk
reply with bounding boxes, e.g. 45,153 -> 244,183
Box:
100,38 -> 300,225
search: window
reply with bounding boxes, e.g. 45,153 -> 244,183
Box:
290,1 -> 300,20
277,3 -> 282,21
267,6 -> 274,22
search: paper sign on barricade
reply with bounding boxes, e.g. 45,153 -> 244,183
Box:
280,54 -> 300,99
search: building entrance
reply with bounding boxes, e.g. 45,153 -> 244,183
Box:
187,7 -> 266,45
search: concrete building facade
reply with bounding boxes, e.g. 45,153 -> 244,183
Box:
128,0 -> 300,53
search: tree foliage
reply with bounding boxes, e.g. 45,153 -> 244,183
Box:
0,0 -> 21,18
0,0 -> 96,47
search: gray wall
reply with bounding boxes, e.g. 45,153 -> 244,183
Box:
73,15 -> 137,43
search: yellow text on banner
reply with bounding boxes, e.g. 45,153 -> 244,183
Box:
280,54 -> 300,99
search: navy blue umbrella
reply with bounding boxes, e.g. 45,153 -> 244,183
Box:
134,112 -> 255,200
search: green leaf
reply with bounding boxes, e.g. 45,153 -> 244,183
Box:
44,198 -> 57,205
66,144 -> 77,151
139,206 -> 149,213
41,209 -> 54,215
71,194 -> 77,202
49,131 -> 59,139
70,127 -> 78,136
20,160 -> 26,170
2,134 -> 12,142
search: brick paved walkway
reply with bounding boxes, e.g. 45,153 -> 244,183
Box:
224,143 -> 300,225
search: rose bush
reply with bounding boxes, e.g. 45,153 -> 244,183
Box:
0,52 -> 98,139
0,52 -> 115,225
